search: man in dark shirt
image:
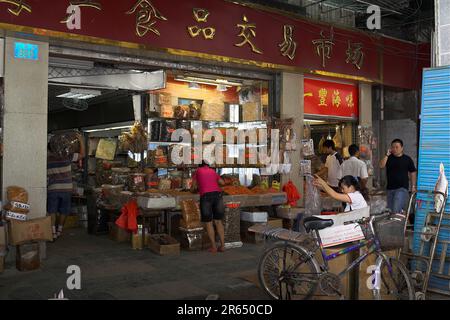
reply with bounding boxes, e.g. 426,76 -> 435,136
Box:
380,139 -> 417,213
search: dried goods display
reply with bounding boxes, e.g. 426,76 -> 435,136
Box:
119,121 -> 148,154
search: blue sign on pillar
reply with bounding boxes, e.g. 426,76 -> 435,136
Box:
14,42 -> 39,61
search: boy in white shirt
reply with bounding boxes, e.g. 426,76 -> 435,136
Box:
342,144 -> 368,189
316,140 -> 343,192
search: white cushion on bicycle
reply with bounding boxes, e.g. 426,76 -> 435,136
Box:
312,206 -> 370,226
318,223 -> 365,248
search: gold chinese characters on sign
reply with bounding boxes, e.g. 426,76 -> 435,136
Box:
188,8 -> 215,40
346,93 -> 354,108
126,0 -> 167,37
235,15 -> 262,54
346,41 -> 364,70
332,90 -> 341,108
318,88 -> 328,107
279,25 -> 297,60
60,1 -> 102,24
0,0 -> 31,16
312,29 -> 335,68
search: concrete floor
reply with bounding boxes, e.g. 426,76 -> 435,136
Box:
0,228 -> 268,300
1,228 -> 448,300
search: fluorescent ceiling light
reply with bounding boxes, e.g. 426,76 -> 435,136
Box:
49,57 -> 94,70
188,82 -> 200,90
217,84 -> 228,92
175,76 -> 242,87
57,88 -> 101,100
304,119 -> 326,123
83,125 -> 132,133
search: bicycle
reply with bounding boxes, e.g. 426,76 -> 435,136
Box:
257,211 -> 415,300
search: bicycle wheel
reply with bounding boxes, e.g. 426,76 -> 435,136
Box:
378,257 -> 415,300
257,242 -> 320,300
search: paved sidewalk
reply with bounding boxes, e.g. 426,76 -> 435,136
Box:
0,228 -> 268,300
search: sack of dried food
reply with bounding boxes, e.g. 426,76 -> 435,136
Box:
174,105 -> 190,119
158,178 -> 172,191
180,200 -> 202,229
189,101 -> 202,119
7,186 -> 29,204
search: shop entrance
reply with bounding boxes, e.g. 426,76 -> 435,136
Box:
46,55 -> 276,244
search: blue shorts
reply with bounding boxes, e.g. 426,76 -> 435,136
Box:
47,192 -> 72,215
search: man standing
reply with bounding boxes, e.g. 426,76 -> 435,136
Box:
317,140 -> 343,192
192,161 -> 226,253
380,139 -> 417,213
47,133 -> 84,240
342,144 -> 369,189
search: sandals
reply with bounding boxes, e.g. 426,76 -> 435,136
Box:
208,247 -> 218,253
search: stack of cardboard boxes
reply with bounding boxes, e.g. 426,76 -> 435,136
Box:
1,186 -> 53,272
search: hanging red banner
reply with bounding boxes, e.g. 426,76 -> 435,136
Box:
304,78 -> 359,119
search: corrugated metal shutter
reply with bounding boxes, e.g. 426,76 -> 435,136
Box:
415,66 -> 450,293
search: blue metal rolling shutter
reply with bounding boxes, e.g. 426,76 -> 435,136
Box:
415,66 -> 450,293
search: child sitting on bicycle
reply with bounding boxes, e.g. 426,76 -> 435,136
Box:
313,175 -> 369,212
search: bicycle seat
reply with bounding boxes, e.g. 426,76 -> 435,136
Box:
303,216 -> 334,232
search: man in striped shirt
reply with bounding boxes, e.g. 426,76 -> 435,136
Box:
47,134 -> 84,240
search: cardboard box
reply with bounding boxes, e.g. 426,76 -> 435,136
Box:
266,217 -> 283,229
0,225 -> 6,246
109,224 -> 131,243
148,234 -> 180,256
64,215 -> 80,229
16,242 -> 40,272
180,228 -> 203,251
240,221 -> 264,244
9,216 -> 53,245
358,249 -> 397,300
311,245 -> 358,300
0,245 -> 6,273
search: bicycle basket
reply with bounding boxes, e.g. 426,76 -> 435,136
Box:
373,213 -> 407,251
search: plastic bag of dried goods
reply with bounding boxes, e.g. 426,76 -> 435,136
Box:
7,186 -> 29,204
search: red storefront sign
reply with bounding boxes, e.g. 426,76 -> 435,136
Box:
304,78 -> 359,119
0,0 -> 429,89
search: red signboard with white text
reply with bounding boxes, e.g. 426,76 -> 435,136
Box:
304,78 -> 359,119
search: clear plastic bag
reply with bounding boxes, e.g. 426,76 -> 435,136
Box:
305,176 -> 322,216
370,199 -> 388,215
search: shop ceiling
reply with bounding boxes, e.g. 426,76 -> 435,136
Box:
47,57 -> 166,113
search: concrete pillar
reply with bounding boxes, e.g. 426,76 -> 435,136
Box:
359,83 -> 372,127
359,83 -> 373,190
3,37 -> 49,219
435,0 -> 450,66
280,72 -> 304,205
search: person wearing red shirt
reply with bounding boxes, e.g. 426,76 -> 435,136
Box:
192,161 -> 225,253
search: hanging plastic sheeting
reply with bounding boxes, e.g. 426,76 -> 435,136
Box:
305,175 -> 322,216
434,163 -> 448,213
